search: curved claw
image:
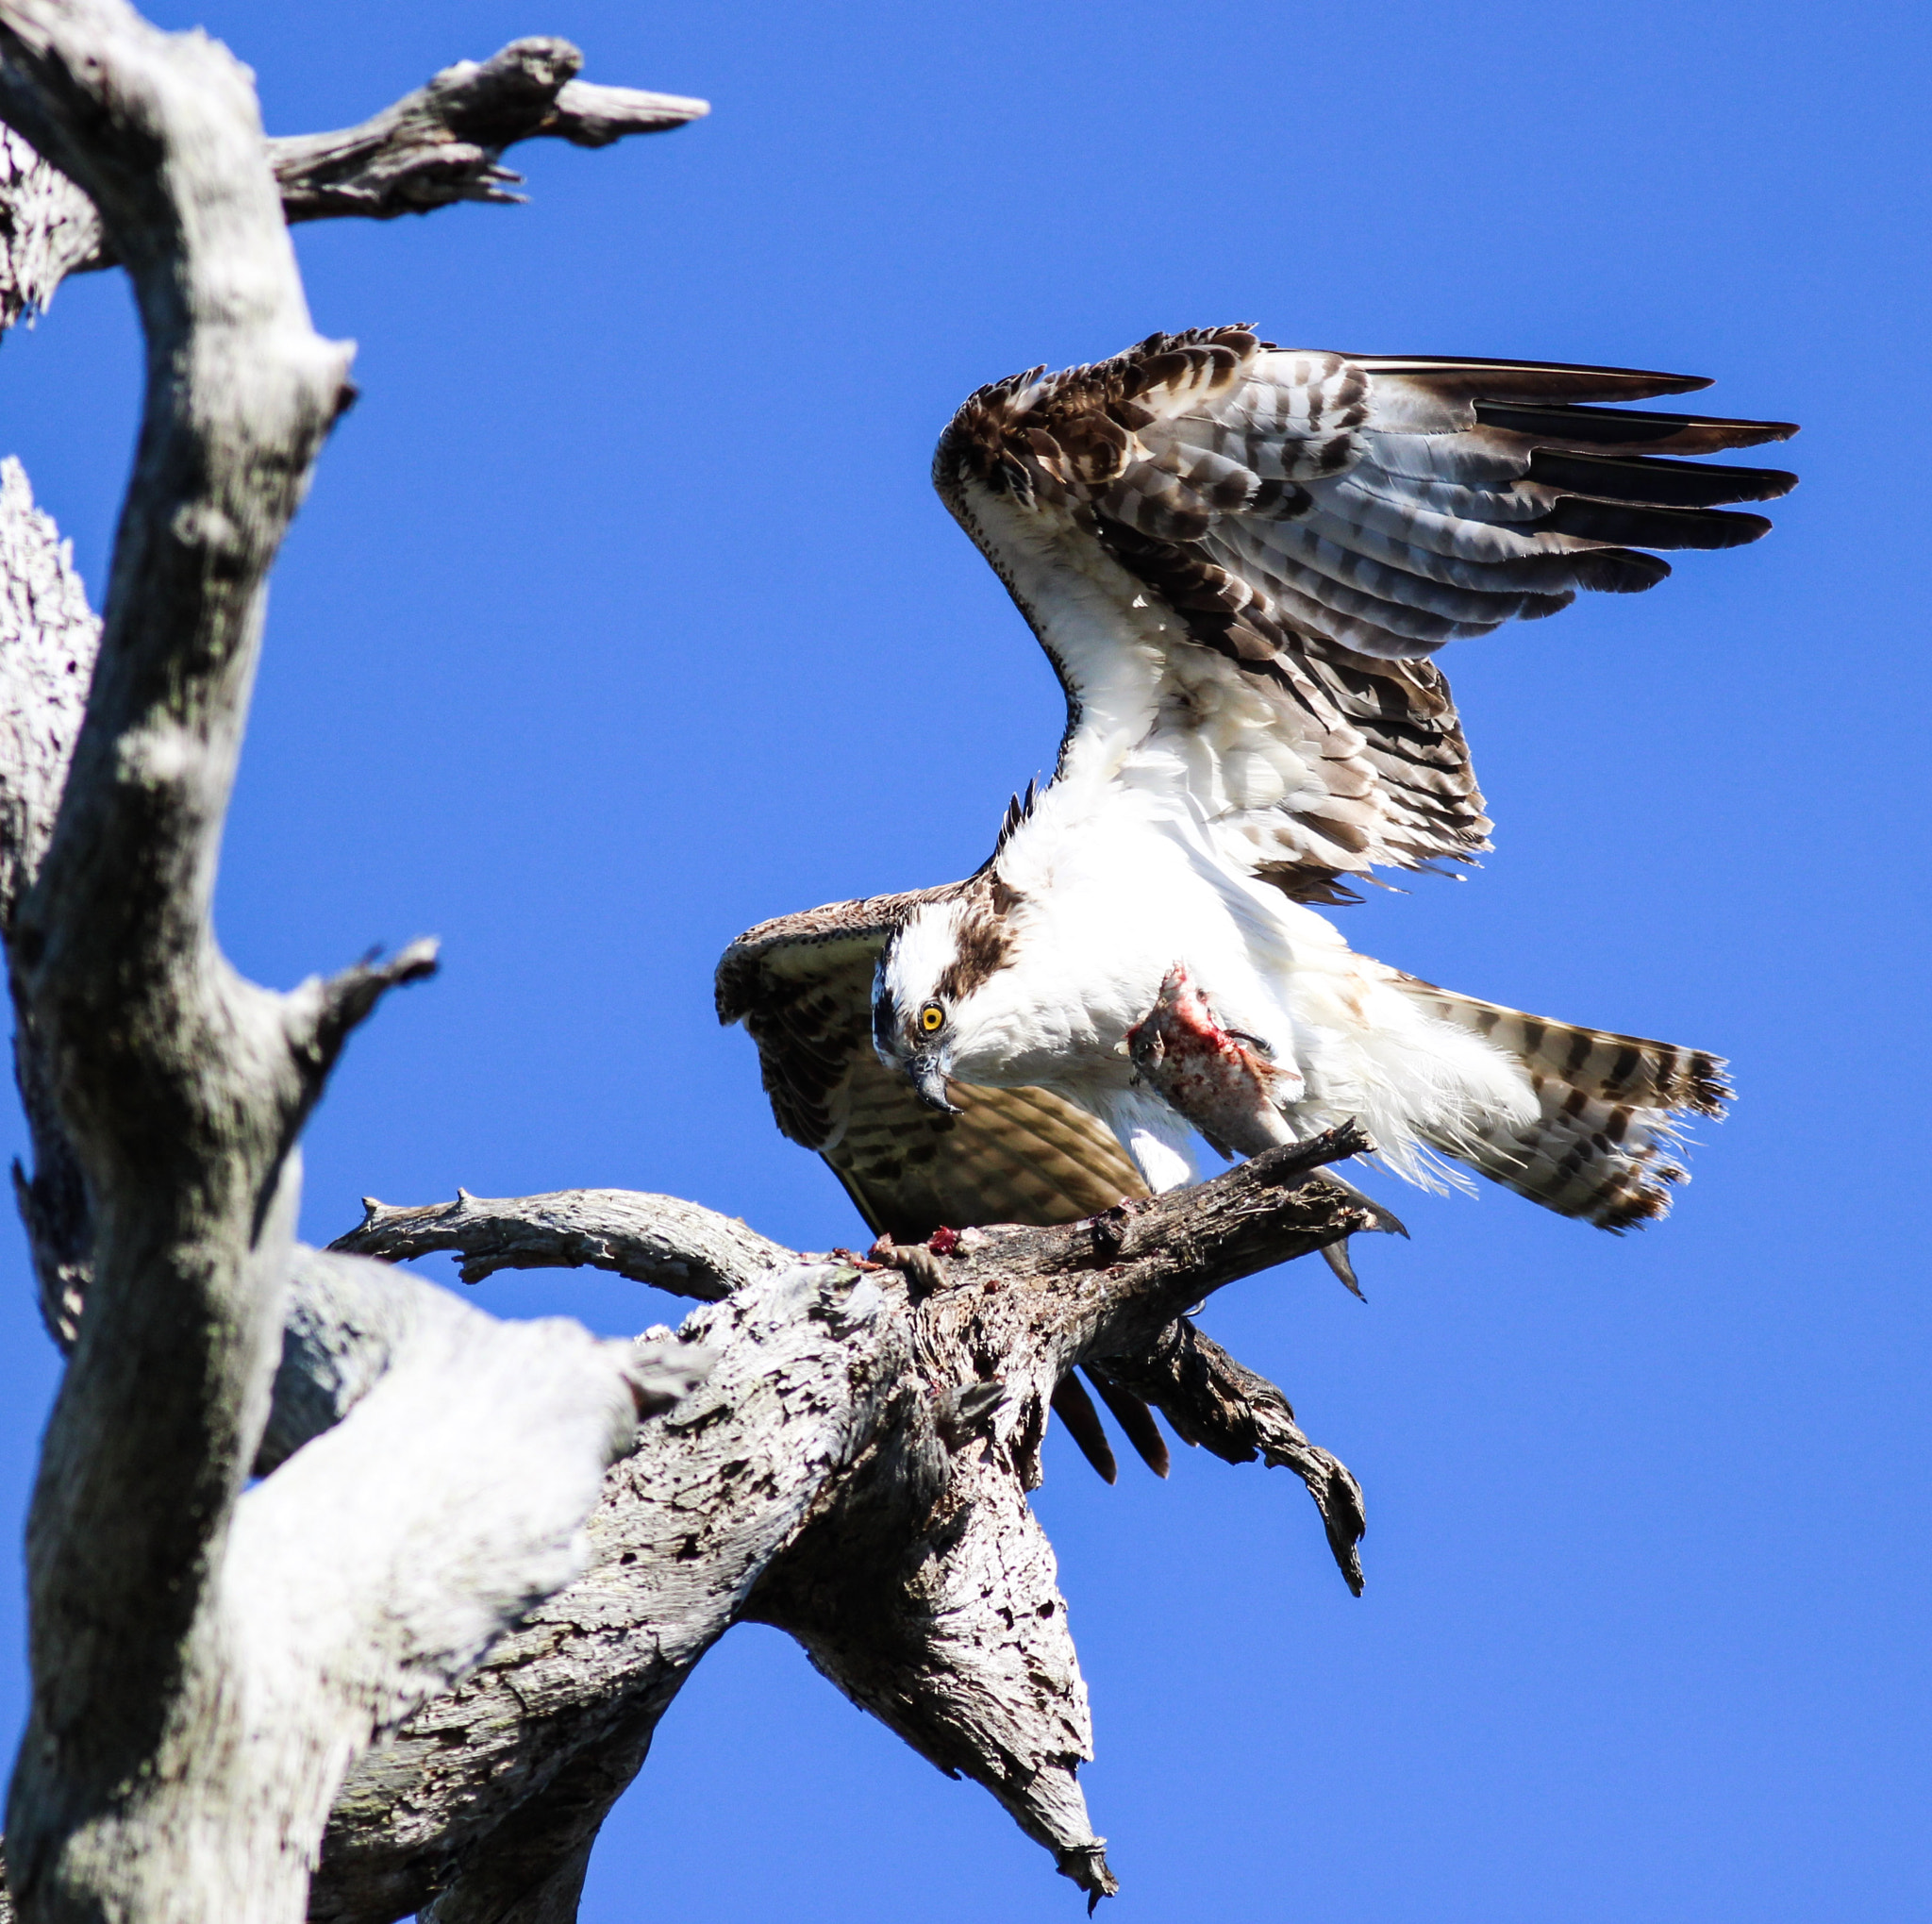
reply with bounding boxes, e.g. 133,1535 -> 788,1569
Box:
1083,1365 -> 1171,1478
1050,1373 -> 1117,1483
1320,1236 -> 1366,1300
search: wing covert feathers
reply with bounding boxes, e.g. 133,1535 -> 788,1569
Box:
720,894 -> 1154,1488
934,326 -> 1795,897
717,894 -> 1146,1236
1398,977 -> 1730,1229
829,1066 -> 1147,1244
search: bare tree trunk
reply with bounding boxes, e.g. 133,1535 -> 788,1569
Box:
0,7 -> 707,1919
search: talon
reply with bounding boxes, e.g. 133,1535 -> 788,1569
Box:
1321,1236 -> 1366,1300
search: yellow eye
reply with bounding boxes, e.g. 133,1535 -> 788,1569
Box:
919,1002 -> 945,1035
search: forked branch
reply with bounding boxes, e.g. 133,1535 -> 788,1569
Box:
318,1138 -> 1371,1915
0,32 -> 705,328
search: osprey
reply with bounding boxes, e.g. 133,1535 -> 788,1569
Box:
717,327 -> 1792,1463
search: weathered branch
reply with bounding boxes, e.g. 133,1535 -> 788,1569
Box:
0,35 -> 703,327
335,1187 -> 793,1302
267,38 -> 706,224
314,1146 -> 1368,1915
308,1254 -> 903,1924
219,1253 -> 701,1919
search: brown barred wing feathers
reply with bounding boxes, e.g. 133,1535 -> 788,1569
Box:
716,888 -> 949,1148
825,1066 -> 1147,1246
716,893 -> 1146,1230
934,330 -> 1795,900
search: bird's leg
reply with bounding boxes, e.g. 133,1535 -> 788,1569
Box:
1124,964 -> 1395,1297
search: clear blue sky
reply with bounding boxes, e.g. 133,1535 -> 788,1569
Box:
2,2 -> 1927,1918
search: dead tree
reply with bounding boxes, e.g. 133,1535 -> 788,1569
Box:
0,6 -> 1369,1918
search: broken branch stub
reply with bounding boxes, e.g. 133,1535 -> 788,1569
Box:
268,37 -> 708,225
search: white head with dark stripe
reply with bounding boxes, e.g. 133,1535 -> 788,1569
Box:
873,876 -> 1026,1113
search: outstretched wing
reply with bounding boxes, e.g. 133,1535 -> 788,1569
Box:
720,895 -> 1164,1484
935,327 -> 1795,899
716,893 -> 1147,1241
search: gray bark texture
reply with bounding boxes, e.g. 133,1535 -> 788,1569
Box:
0,7 -> 1372,1919
0,6 -> 708,1921
316,1148 -> 1369,1919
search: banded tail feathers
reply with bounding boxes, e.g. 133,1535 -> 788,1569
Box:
1397,978 -> 1729,1229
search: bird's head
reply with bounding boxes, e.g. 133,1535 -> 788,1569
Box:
873,884 -> 1023,1113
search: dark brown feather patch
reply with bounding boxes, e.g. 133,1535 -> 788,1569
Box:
931,328 -> 1794,901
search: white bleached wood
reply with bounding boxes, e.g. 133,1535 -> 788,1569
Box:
257,1246 -> 711,1476
335,1187 -> 794,1301
0,1241 -> 702,1924
212,1255 -> 703,1921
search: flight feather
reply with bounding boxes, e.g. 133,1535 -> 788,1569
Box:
933,326 -> 1794,901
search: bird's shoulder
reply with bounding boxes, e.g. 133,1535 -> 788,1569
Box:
714,882 -> 971,1027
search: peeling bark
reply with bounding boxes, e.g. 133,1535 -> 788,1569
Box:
0,127 -> 89,332
0,458 -> 94,1347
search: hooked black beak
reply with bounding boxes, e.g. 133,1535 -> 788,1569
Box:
908,1050 -> 962,1115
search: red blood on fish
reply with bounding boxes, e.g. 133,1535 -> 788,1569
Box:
1124,963 -> 1301,1157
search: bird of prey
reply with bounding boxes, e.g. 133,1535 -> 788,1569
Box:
716,326 -> 1792,1468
